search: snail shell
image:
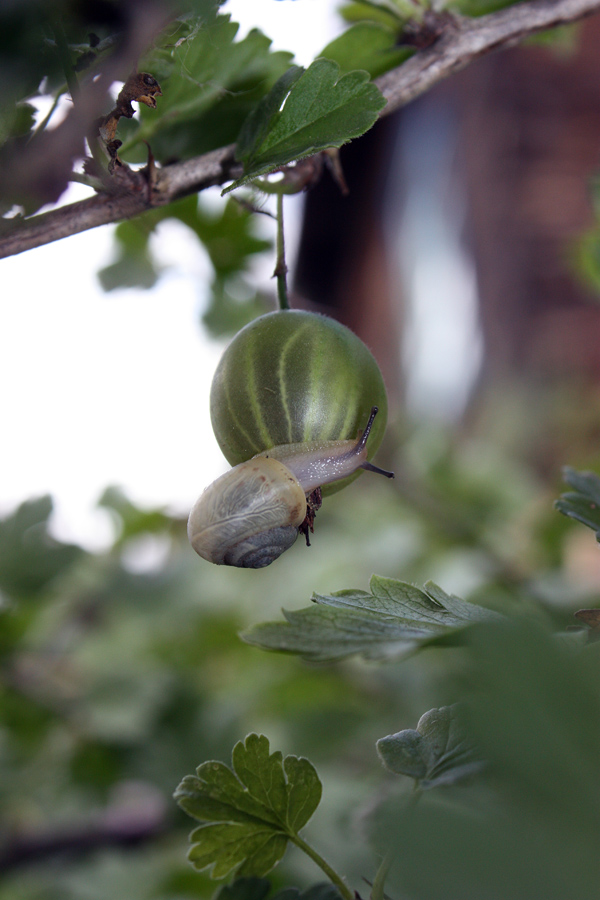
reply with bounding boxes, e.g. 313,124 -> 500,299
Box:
188,456 -> 306,568
188,407 -> 392,568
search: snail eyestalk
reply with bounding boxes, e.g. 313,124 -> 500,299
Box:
357,407 -> 394,480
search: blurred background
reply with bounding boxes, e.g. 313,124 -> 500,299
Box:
2,1 -> 600,898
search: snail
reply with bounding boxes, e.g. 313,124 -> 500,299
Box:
188,310 -> 393,568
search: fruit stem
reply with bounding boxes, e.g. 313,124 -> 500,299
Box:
274,192 -> 290,310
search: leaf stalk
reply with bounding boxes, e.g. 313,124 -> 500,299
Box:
290,833 -> 354,900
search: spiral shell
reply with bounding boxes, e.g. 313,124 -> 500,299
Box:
187,456 -> 307,568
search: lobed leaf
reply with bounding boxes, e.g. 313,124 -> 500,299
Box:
121,15 -> 294,160
242,577 -> 502,662
175,734 -> 322,878
227,58 -> 386,191
376,705 -> 484,789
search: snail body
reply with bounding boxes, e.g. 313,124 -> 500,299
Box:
189,311 -> 392,568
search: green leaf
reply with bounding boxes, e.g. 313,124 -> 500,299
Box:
340,2 -> 407,29
175,734 -> 322,878
97,217 -> 162,292
370,619 -> 600,900
242,577 -> 502,662
319,23 -> 410,79
121,15 -> 294,161
0,497 -> 82,598
236,65 -> 304,163
376,705 -> 484,789
554,466 -> 600,540
97,487 -> 172,544
227,58 -> 386,192
98,195 -> 272,320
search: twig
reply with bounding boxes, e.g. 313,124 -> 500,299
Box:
377,0 -> 600,113
0,807 -> 167,873
274,192 -> 290,310
1,0 -> 599,259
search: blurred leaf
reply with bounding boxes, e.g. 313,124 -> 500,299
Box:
202,278 -> 269,338
176,197 -> 271,277
554,466 -> 600,540
573,223 -> 600,295
340,2 -> 408,28
243,578 -> 502,661
319,24 -> 410,79
0,102 -> 36,148
374,620 -> 600,900
98,196 -> 272,316
98,487 -> 172,544
97,217 -> 162,292
175,733 -> 322,878
216,878 -> 342,900
376,705 -> 484,789
227,58 -> 386,192
0,496 -> 82,598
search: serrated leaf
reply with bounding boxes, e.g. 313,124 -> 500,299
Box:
554,466 -> 600,540
121,15 -> 293,161
175,734 -> 322,879
242,578 -> 502,662
236,65 -> 304,162
227,58 -> 386,191
376,705 -> 484,789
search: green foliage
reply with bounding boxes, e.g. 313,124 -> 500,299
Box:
243,577 -> 502,661
555,466 -> 600,540
339,1 -> 413,28
227,59 -> 386,192
121,14 -> 295,161
574,180 -> 600,294
175,734 -> 322,878
319,24 -> 410,79
375,619 -> 600,900
97,194 -> 271,335
0,496 -> 82,599
376,705 -> 484,788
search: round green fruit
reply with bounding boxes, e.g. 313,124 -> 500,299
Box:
209,310 -> 388,495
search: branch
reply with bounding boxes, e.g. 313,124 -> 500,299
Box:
1,0 -> 599,260
0,145 -> 241,259
0,806 -> 168,873
377,0 -> 600,114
